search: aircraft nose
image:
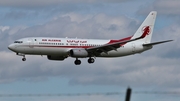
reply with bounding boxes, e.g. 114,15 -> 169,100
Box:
8,44 -> 16,51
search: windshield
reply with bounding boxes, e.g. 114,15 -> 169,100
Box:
14,41 -> 23,43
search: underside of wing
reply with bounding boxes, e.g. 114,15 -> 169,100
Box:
86,35 -> 144,56
86,36 -> 132,55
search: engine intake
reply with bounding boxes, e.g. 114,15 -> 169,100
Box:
69,49 -> 88,58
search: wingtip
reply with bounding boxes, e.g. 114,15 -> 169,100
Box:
166,40 -> 173,42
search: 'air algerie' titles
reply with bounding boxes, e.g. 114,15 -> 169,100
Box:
42,39 -> 61,42
42,39 -> 87,43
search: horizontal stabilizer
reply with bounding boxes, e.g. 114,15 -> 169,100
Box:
143,40 -> 173,46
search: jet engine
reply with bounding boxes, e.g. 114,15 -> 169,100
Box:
47,55 -> 66,61
69,49 -> 88,58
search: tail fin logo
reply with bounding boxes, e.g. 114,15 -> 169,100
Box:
142,26 -> 151,35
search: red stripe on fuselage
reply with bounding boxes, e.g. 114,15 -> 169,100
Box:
30,45 -> 93,49
107,36 -> 132,46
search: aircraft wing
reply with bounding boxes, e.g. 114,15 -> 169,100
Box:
86,30 -> 149,55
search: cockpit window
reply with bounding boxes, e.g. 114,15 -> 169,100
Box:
14,41 -> 23,43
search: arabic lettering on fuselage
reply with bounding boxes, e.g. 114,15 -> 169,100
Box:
67,40 -> 87,43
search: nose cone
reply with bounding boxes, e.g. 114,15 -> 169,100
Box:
8,44 -> 16,51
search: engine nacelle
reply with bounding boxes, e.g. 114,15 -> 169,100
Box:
69,49 -> 88,58
47,55 -> 66,61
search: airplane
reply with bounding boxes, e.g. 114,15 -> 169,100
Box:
8,11 -> 172,65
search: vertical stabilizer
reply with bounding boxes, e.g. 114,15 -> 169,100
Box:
132,11 -> 157,43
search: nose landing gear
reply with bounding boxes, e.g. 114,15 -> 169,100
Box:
17,53 -> 26,61
22,57 -> 26,61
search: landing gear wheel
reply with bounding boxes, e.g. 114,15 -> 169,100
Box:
88,58 -> 95,64
22,58 -> 26,61
74,59 -> 81,65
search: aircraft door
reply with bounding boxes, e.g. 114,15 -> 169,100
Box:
132,43 -> 136,53
28,38 -> 34,48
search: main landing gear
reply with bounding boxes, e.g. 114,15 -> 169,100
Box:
74,58 -> 81,65
74,57 -> 95,65
88,58 -> 95,64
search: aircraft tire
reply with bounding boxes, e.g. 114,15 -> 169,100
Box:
74,59 -> 81,65
88,58 -> 95,64
22,58 -> 26,61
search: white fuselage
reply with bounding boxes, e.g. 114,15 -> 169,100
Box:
8,37 -> 152,58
